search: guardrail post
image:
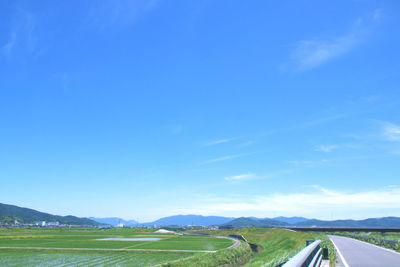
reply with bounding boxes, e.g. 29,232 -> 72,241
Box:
322,248 -> 329,259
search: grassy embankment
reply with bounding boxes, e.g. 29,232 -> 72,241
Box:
0,227 -> 337,266
179,228 -> 337,267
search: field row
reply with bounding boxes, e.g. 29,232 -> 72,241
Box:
0,249 -> 196,267
0,235 -> 232,251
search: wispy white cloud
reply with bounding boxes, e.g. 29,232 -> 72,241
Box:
288,10 -> 381,71
167,124 -> 183,135
382,122 -> 400,142
174,186 -> 400,219
205,137 -> 236,146
225,173 -> 256,181
224,169 -> 293,182
2,9 -> 36,57
290,155 -> 383,168
225,169 -> 293,182
372,9 -> 383,22
2,32 -> 16,57
290,159 -> 330,168
87,0 -> 159,30
302,114 -> 346,127
256,114 -> 346,138
203,154 -> 245,164
291,34 -> 357,71
202,152 -> 259,165
315,145 -> 338,153
238,141 -> 254,147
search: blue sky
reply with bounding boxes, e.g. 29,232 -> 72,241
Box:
1,0 -> 400,222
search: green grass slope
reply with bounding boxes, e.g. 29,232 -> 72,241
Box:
198,228 -> 336,267
162,241 -> 252,267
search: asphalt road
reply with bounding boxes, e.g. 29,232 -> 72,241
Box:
329,235 -> 400,267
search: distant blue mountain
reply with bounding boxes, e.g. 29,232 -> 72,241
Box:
142,215 -> 234,226
295,217 -> 400,228
89,217 -> 139,226
223,216 -> 400,228
74,214 -> 400,228
273,216 -> 309,224
222,217 -> 289,227
0,203 -> 100,226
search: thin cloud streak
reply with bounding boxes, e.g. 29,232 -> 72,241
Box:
288,10 -> 381,71
203,154 -> 244,164
2,9 -> 36,57
225,173 -> 256,181
2,32 -> 16,56
315,145 -> 338,153
238,141 -> 254,147
205,137 -> 236,146
382,122 -> 400,142
291,34 -> 357,71
86,0 -> 159,30
167,124 -> 183,134
254,113 -> 347,138
225,169 -> 293,182
202,152 -> 258,165
290,154 -> 385,168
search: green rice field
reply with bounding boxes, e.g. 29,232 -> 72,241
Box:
0,228 -> 234,266
0,249 -> 195,267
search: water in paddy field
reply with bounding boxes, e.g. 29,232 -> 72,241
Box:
95,238 -> 161,241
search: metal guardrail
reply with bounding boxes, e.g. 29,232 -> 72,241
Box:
282,240 -> 322,267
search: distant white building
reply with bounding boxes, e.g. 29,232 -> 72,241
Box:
116,223 -> 124,228
35,221 -> 46,227
47,221 -> 59,226
154,229 -> 176,234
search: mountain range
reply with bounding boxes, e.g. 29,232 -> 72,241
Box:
2,203 -> 400,228
0,203 -> 100,226
141,215 -> 234,227
273,216 -> 309,224
221,217 -> 288,227
220,216 -> 400,228
293,217 -> 400,228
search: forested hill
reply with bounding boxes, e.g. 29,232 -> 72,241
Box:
294,217 -> 400,228
0,203 -> 100,226
222,216 -> 400,228
221,217 -> 289,227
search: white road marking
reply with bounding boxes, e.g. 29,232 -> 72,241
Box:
329,237 -> 350,267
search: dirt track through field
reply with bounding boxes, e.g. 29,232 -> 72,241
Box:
216,236 -> 241,249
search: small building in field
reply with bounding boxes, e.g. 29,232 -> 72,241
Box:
35,221 -> 46,227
